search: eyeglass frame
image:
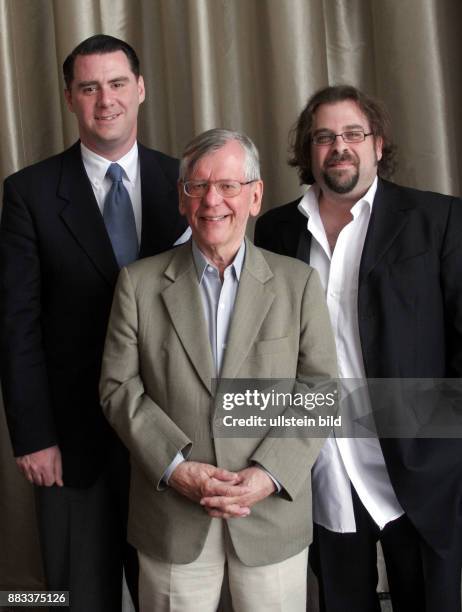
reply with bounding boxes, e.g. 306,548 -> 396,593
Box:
182,179 -> 256,198
312,130 -> 373,146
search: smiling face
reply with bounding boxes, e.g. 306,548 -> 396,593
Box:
311,99 -> 383,202
64,50 -> 145,160
179,140 -> 263,267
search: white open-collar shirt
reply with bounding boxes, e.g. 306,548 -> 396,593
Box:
299,178 -> 404,532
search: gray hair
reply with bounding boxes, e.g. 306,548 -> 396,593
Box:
179,128 -> 261,182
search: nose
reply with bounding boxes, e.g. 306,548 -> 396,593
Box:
332,134 -> 352,154
202,183 -> 222,206
329,134 -> 347,151
96,86 -> 113,107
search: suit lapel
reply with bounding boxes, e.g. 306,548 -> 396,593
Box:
161,243 -> 215,394
161,241 -> 276,390
359,179 -> 414,285
220,240 -> 275,380
58,143 -> 119,286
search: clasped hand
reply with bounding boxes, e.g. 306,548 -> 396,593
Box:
169,462 -> 276,519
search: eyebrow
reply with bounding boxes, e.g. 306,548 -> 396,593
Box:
187,178 -> 243,184
76,76 -> 130,89
314,124 -> 366,133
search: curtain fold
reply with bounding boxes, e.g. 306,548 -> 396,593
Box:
1,0 -> 460,204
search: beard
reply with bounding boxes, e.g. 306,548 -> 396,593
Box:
322,151 -> 359,194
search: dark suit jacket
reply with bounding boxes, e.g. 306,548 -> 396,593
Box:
0,141 -> 188,487
255,178 -> 462,555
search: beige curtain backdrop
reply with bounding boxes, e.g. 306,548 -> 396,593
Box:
1,0 -> 461,604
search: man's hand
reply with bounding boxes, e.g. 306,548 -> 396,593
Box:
16,445 -> 63,487
200,466 -> 276,518
169,461 -> 250,516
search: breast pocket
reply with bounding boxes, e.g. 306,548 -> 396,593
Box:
391,249 -> 428,266
245,336 -> 296,378
253,336 -> 291,355
386,250 -> 429,313
388,250 -> 428,290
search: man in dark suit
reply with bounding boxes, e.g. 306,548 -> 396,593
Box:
0,34 -> 187,611
255,85 -> 462,612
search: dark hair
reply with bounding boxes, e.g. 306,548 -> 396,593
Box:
289,85 -> 397,184
63,34 -> 140,89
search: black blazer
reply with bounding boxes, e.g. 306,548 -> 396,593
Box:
0,142 -> 188,487
255,178 -> 462,555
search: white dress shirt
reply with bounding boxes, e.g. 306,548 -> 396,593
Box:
299,178 -> 404,532
81,142 -> 142,244
81,142 -> 191,250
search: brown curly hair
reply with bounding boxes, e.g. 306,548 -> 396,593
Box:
289,85 -> 397,185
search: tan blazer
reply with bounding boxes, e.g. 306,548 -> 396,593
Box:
100,239 -> 337,566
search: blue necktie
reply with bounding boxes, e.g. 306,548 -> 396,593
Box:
103,163 -> 138,268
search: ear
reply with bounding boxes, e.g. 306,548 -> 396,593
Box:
375,136 -> 383,162
178,182 -> 187,216
137,76 -> 145,104
64,88 -> 74,113
249,180 -> 263,218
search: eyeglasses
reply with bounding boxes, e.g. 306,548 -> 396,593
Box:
312,130 -> 373,146
183,180 -> 256,198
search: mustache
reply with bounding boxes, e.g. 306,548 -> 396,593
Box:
325,151 -> 358,166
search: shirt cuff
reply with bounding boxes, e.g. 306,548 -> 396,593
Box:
161,451 -> 185,485
254,463 -> 282,494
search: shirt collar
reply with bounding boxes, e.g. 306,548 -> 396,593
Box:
192,240 -> 246,284
80,141 -> 139,187
297,176 -> 378,221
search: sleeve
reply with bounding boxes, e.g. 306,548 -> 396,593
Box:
0,177 -> 57,455
441,197 -> 462,376
250,268 -> 338,500
99,267 -> 192,489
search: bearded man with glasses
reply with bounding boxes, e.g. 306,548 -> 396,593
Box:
255,85 -> 462,612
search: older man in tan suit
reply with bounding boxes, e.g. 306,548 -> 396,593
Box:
100,128 -> 337,611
